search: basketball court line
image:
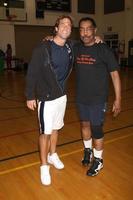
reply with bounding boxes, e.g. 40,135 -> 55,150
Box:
0,124 -> 133,163
0,132 -> 133,176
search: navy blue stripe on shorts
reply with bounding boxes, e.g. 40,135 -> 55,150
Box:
39,101 -> 45,133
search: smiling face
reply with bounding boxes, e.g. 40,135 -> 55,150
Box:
79,20 -> 97,46
55,17 -> 72,40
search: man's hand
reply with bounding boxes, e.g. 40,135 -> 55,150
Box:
27,100 -> 37,111
112,99 -> 121,117
43,35 -> 54,41
110,71 -> 121,118
95,36 -> 103,44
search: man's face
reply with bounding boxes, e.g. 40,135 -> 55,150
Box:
79,20 -> 96,46
55,18 -> 72,40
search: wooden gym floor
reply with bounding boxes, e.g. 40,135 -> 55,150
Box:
0,68 -> 133,200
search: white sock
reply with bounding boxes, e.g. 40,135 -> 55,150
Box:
93,148 -> 103,159
83,138 -> 92,149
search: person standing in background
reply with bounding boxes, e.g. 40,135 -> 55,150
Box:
6,44 -> 12,70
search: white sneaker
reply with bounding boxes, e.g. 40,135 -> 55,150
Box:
48,153 -> 64,169
40,165 -> 51,185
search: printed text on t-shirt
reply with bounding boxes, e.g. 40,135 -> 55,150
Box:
76,54 -> 96,64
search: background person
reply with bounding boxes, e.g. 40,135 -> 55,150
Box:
5,44 -> 12,70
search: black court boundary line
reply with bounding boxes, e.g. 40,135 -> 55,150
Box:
0,106 -> 133,139
0,124 -> 133,163
0,107 -> 133,129
1,90 -> 133,110
0,86 -> 133,105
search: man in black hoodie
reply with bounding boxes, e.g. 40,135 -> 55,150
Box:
26,15 -> 73,186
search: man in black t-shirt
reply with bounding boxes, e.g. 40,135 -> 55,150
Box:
74,17 -> 121,176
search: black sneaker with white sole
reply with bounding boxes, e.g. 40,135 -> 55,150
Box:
86,157 -> 103,176
81,148 -> 93,166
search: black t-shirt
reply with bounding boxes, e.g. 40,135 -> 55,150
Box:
74,42 -> 119,105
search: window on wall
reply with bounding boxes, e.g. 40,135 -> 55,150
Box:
44,0 -> 71,12
0,0 -> 25,8
35,0 -> 45,18
104,34 -> 119,49
0,0 -> 26,21
104,0 -> 125,14
78,0 -> 95,14
104,33 -> 119,59
35,0 -> 71,18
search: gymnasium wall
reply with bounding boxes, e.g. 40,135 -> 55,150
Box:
14,25 -> 79,62
0,0 -> 133,60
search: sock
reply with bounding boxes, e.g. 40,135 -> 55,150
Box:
83,138 -> 92,149
93,148 -> 103,159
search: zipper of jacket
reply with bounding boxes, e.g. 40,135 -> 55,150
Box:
64,43 -> 74,83
45,42 -> 74,93
45,48 -> 64,93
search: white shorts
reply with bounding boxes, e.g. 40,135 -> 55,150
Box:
38,95 -> 67,135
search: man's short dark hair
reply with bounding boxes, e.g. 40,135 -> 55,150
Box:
79,17 -> 97,28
